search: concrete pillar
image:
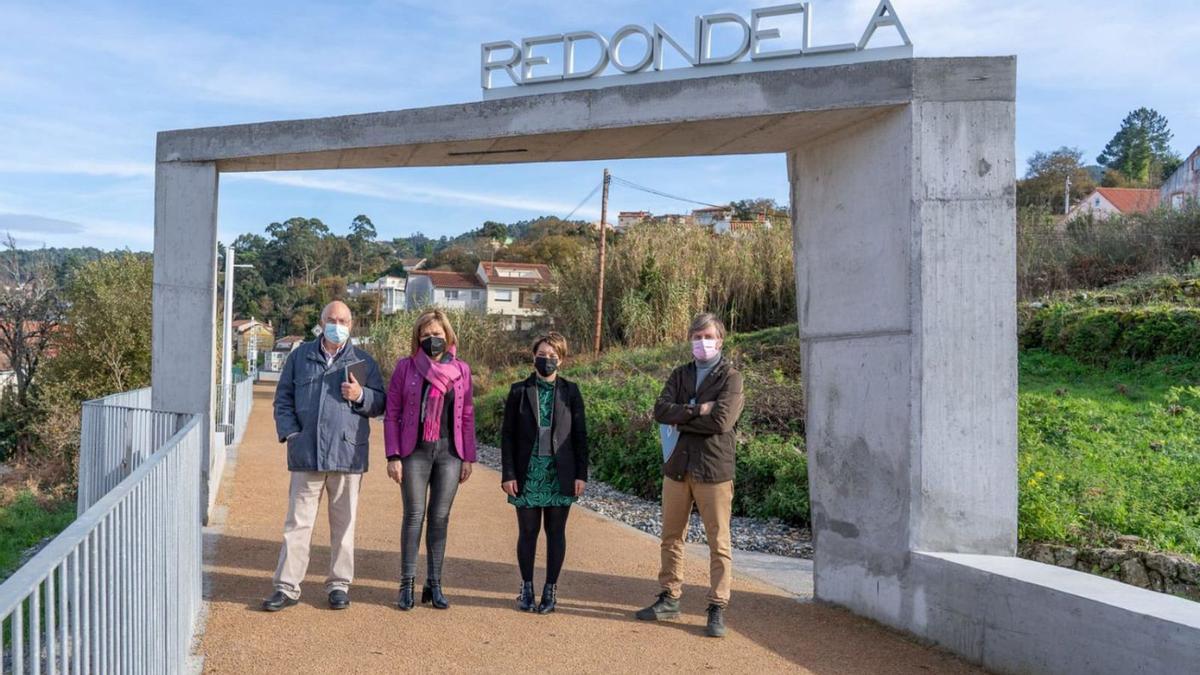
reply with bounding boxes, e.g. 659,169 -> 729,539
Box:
789,96 -> 1016,628
152,160 -> 220,523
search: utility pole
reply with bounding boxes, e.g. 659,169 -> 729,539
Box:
1064,174 -> 1072,215
593,168 -> 611,356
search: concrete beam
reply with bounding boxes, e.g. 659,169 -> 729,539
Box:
155,57 -> 1014,172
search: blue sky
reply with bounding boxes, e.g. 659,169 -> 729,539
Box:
1,0 -> 1198,251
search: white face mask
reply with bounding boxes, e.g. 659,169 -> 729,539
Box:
323,322 -> 350,345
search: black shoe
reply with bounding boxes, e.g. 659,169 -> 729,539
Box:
517,581 -> 536,612
397,577 -> 415,611
536,583 -> 557,614
328,589 -> 350,610
706,604 -> 726,637
634,591 -> 680,621
262,591 -> 298,612
424,579 -> 450,609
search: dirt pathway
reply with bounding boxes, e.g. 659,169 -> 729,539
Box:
198,385 -> 982,674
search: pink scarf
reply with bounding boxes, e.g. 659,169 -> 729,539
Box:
413,346 -> 462,442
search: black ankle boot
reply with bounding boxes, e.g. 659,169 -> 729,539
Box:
536,583 -> 557,614
424,579 -> 450,609
517,581 -> 536,612
397,577 -> 415,611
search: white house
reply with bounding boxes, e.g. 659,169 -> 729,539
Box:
618,211 -> 651,229
405,270 -> 487,312
476,261 -> 552,330
1065,187 -> 1160,222
1161,146 -> 1200,210
346,275 -> 407,315
691,206 -> 734,228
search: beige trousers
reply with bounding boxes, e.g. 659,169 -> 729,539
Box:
658,474 -> 734,607
273,471 -> 362,599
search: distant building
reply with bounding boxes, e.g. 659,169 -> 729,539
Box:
1065,187 -> 1160,221
400,258 -> 427,273
263,335 -> 306,372
618,211 -> 651,229
346,275 -> 407,315
691,206 -> 735,228
651,213 -> 693,227
1161,146 -> 1200,210
405,270 -> 487,312
477,261 -> 552,331
0,353 -> 13,394
230,318 -> 274,364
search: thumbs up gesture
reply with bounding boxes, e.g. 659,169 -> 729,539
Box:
341,372 -> 363,402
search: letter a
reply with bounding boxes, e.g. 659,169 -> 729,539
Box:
857,0 -> 912,51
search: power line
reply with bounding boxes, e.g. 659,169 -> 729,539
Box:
562,182 -> 602,222
609,175 -> 726,209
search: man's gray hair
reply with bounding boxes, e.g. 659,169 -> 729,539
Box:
688,312 -> 726,339
320,300 -> 352,323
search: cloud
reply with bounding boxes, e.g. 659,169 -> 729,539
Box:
0,213 -> 85,235
230,172 -> 602,220
0,159 -> 153,178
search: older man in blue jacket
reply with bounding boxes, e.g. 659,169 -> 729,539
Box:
263,300 -> 386,612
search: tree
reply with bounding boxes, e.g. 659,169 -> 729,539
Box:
44,254 -> 153,398
0,236 -> 67,411
264,217 -> 331,285
1018,147 -> 1096,214
347,215 -> 378,277
1097,108 -> 1180,186
730,198 -> 788,221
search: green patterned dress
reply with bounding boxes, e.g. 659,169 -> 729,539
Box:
509,378 -> 577,508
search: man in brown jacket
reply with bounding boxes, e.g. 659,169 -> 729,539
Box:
636,313 -> 745,637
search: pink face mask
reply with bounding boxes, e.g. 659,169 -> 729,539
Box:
692,338 -> 720,361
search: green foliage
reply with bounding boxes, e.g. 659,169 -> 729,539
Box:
0,493 -> 75,581
1018,205 -> 1200,299
1096,107 -> 1180,185
1018,146 -> 1096,215
362,308 -> 528,383
1023,303 -> 1200,364
476,324 -> 809,524
1017,351 -> 1200,555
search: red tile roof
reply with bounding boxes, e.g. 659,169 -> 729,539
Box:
1096,188 -> 1160,215
479,261 -> 552,287
410,270 -> 485,289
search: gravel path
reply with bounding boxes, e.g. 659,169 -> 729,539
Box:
475,445 -> 813,559
197,385 -> 982,674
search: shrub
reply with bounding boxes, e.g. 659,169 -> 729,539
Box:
1023,304 -> 1200,364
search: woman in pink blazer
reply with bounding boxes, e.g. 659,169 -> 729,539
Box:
384,309 -> 477,610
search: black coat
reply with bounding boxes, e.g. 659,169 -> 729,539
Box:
501,374 -> 589,497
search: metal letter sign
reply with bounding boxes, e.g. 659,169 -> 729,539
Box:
481,1 -> 913,99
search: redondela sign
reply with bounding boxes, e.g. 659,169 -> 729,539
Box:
481,1 -> 912,98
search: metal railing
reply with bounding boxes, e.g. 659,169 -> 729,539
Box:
77,395 -> 189,515
229,375 -> 253,446
0,414 -> 203,674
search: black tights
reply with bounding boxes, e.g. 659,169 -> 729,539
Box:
516,506 -> 571,584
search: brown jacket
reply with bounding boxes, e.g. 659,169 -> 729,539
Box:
653,358 -> 745,483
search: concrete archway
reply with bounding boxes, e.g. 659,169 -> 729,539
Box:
153,57 -> 1053,670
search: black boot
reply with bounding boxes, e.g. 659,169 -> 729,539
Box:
536,584 -> 557,615
706,604 -> 727,638
396,577 -> 415,611
634,591 -> 680,621
517,581 -> 536,612
424,579 -> 450,609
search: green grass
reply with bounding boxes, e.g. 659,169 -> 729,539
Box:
1017,350 -> 1200,555
0,492 -> 76,581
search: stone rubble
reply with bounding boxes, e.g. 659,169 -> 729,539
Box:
476,445 -> 813,559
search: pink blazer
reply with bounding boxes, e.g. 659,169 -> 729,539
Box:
384,356 -> 477,462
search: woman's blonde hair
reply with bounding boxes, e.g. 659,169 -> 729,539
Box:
531,332 -> 569,360
411,309 -> 458,356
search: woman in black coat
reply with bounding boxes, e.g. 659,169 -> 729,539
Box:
500,332 -> 588,614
